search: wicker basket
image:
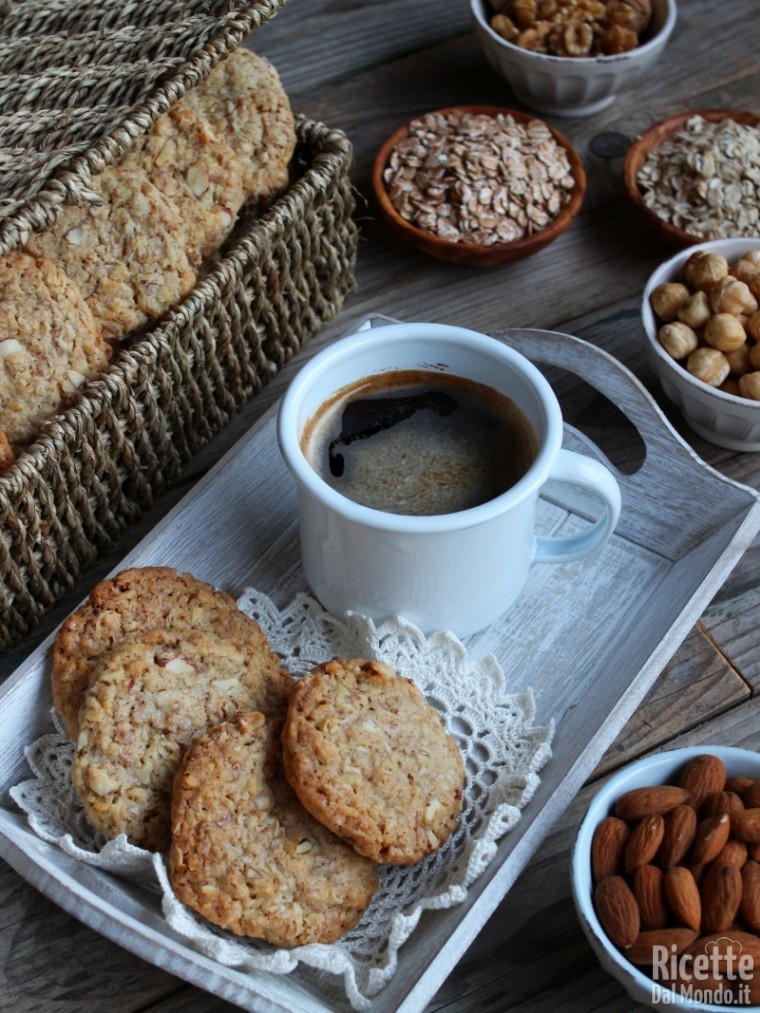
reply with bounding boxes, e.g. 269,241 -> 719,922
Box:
0,1 -> 359,647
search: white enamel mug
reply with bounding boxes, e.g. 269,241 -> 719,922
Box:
277,322 -> 621,637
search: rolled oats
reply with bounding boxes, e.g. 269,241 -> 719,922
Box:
637,116 -> 760,240
382,110 -> 576,246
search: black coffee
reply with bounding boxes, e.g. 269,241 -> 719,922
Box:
301,369 -> 538,516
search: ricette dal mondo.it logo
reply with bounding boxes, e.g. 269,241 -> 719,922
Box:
651,936 -> 755,1006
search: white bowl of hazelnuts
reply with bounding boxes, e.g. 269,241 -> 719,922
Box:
642,238 -> 760,451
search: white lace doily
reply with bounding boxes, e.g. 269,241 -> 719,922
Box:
11,589 -> 554,1011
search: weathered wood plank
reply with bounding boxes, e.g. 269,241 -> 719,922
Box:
0,868 -> 176,1012
593,624 -> 750,777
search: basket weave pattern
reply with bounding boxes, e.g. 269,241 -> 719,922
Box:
0,0 -> 286,254
0,2 -> 359,648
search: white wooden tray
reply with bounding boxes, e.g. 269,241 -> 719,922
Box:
1,318 -> 759,1012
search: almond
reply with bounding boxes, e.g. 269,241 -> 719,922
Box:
591,816 -> 630,883
725,775 -> 754,795
690,813 -> 731,865
684,930 -> 760,972
701,790 -> 745,817
664,866 -> 701,931
625,815 -> 665,873
743,782 -> 760,809
740,859 -> 760,931
625,927 -> 698,965
731,807 -> 760,843
687,861 -> 706,884
632,865 -> 668,930
700,862 -> 742,932
713,838 -> 748,869
594,875 -> 640,949
678,754 -> 726,810
749,842 -> 760,862
615,785 -> 689,822
657,804 -> 697,870
679,931 -> 760,996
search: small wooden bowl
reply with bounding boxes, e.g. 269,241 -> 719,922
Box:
623,109 -> 760,249
371,106 -> 586,268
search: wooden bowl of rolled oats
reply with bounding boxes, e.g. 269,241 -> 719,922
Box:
623,110 -> 760,249
371,106 -> 586,267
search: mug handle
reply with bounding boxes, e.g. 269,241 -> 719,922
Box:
533,448 -> 622,563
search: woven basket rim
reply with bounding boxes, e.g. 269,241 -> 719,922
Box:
0,0 -> 287,257
0,114 -> 355,499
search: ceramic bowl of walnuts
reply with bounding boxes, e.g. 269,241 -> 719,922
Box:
470,0 -> 677,117
642,238 -> 760,451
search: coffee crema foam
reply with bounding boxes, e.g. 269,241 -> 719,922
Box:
301,369 -> 538,516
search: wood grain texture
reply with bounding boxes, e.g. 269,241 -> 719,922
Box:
0,0 -> 759,1010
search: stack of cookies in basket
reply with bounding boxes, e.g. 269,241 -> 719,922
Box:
0,48 -> 296,472
51,566 -> 466,947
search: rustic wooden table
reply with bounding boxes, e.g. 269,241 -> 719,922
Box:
1,1 -> 759,1010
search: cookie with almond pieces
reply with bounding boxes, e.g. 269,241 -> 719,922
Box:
180,48 -> 296,201
118,102 -> 246,265
282,658 -> 465,864
51,566 -> 286,739
0,251 -> 110,466
170,710 -> 378,945
72,629 -> 294,851
25,166 -> 196,342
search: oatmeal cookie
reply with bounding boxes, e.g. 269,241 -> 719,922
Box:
0,432 -> 14,471
52,566 -> 288,740
282,658 -> 466,864
180,48 -> 296,201
72,629 -> 294,851
25,166 -> 196,341
170,710 -> 378,946
0,252 -> 110,466
118,102 -> 246,265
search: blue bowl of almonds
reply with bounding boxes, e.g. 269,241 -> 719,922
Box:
371,105 -> 586,267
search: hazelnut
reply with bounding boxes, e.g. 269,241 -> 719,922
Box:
725,343 -> 753,376
709,276 -> 759,317
650,282 -> 690,322
658,321 -> 698,360
749,342 -> 760,370
747,311 -> 760,343
682,251 -> 729,291
720,378 -> 741,397
677,290 -> 711,330
687,347 -> 730,388
704,313 -> 747,352
731,256 -> 760,287
738,372 -> 760,402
